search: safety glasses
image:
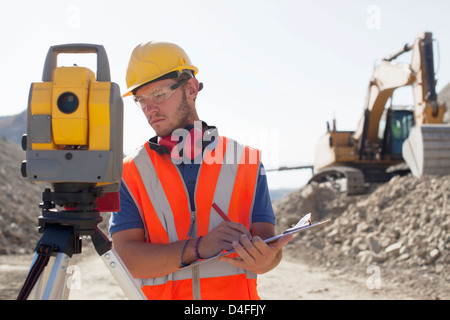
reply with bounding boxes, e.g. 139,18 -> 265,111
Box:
133,78 -> 187,109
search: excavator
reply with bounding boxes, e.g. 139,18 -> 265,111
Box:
309,31 -> 450,194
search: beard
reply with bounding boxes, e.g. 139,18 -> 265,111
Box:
152,91 -> 194,137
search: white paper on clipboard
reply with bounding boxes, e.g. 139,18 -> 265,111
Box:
180,213 -> 331,269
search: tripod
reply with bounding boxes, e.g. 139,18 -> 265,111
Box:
17,183 -> 146,300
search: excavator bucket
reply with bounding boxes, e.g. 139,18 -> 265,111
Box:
402,124 -> 450,177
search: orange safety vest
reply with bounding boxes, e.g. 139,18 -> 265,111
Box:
122,135 -> 261,300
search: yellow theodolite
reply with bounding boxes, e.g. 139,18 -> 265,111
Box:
18,44 -> 145,300
22,43 -> 122,192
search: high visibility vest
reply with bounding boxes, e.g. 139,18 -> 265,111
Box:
122,135 -> 261,300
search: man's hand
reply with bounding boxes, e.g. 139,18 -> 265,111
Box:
218,233 -> 293,274
198,221 -> 252,258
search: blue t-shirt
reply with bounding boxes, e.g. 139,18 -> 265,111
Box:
109,162 -> 275,235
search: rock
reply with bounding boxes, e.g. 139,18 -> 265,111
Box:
398,253 -> 410,261
372,252 -> 388,263
351,236 -> 368,253
367,235 -> 382,253
385,242 -> 403,257
425,248 -> 441,265
356,221 -> 370,233
415,247 -> 427,258
357,250 -> 373,263
379,237 -> 393,249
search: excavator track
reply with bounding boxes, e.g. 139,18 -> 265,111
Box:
402,124 -> 450,177
308,166 -> 366,195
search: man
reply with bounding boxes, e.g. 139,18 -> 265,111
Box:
110,41 -> 292,300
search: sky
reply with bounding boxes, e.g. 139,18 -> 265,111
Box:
1,0 -> 449,189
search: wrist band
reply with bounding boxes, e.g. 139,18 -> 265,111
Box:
195,236 -> 203,260
180,239 -> 190,267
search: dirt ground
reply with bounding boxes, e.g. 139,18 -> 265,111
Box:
0,241 -> 419,300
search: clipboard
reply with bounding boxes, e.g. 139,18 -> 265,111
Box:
180,213 -> 331,269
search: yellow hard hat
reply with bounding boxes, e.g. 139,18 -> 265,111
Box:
123,41 -> 198,97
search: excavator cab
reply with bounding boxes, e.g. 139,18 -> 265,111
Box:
378,107 -> 415,160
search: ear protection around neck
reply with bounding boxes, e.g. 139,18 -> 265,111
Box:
148,122 -> 218,160
159,125 -> 202,160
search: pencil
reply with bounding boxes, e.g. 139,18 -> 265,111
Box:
212,202 -> 231,222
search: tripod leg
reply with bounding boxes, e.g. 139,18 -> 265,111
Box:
25,252 -> 74,300
91,227 -> 146,299
100,249 -> 147,300
18,225 -> 79,300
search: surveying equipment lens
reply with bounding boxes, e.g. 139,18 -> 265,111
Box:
57,92 -> 79,114
133,78 -> 187,109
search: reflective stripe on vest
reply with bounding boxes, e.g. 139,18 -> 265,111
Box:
122,136 -> 261,300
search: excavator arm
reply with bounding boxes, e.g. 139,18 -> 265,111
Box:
410,32 -> 445,124
353,54 -> 414,158
353,32 -> 446,160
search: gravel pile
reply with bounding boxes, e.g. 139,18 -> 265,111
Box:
273,175 -> 449,299
0,138 -> 44,254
